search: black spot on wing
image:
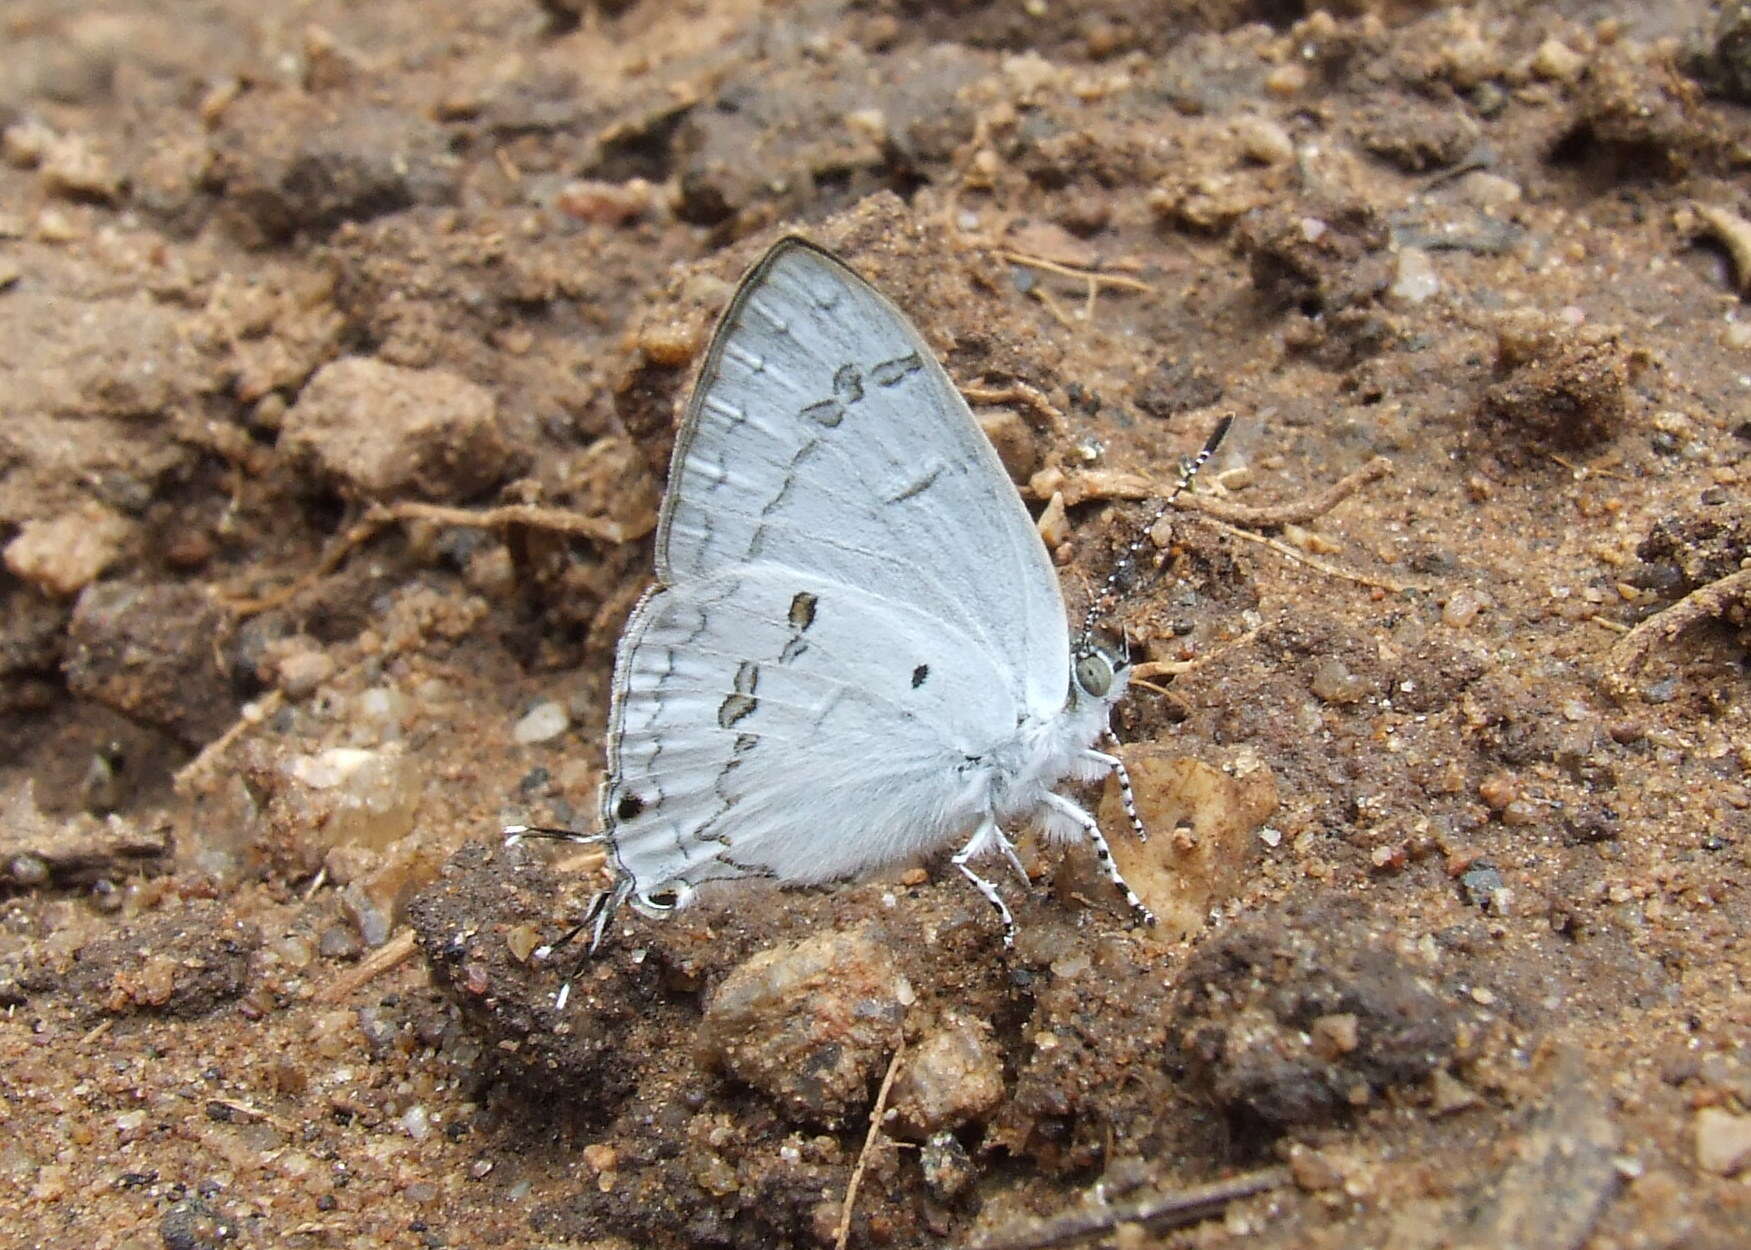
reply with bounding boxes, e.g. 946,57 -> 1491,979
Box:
801,399 -> 844,427
717,660 -> 760,728
832,363 -> 865,403
781,591 -> 818,664
871,352 -> 922,386
912,664 -> 929,688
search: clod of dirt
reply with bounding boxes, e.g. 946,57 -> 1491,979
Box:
0,584 -> 68,712
889,1010 -> 1005,1138
1629,502 -> 1751,599
2,501 -> 133,597
975,409 -> 1039,483
1479,309 -> 1629,449
667,44 -> 982,228
1392,635 -> 1488,714
1685,0 -> 1751,105
38,131 -> 121,203
57,901 -> 258,1018
988,936 -> 1182,1173
1356,99 -> 1481,173
1133,358 -> 1224,421
699,926 -> 907,1128
1235,201 -> 1394,363
1561,44 -> 1714,177
1172,898 -> 1476,1135
1096,750 -> 1276,940
64,580 -> 234,747
280,357 -> 509,502
209,92 -> 456,242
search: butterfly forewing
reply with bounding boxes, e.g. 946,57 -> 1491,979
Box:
656,241 -> 1068,712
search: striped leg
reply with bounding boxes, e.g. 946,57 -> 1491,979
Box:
504,825 -> 621,1009
1041,792 -> 1157,930
954,819 -> 1018,948
1101,730 -> 1149,843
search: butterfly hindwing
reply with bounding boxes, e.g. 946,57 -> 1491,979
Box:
604,565 -> 1017,892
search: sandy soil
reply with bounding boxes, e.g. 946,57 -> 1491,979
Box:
1,2 -> 1747,1247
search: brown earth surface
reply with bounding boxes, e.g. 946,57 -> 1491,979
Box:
1,2 -> 1749,1248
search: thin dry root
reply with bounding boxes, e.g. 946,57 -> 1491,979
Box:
1694,203 -> 1751,296
224,500 -> 641,620
315,928 -> 419,1004
1180,457 -> 1393,528
963,380 -> 1070,437
833,1039 -> 905,1250
968,1166 -> 1290,1250
1606,565 -> 1751,698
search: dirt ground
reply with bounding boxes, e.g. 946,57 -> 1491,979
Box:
1,1 -> 1748,1247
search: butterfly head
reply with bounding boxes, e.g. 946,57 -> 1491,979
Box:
1071,632 -> 1130,704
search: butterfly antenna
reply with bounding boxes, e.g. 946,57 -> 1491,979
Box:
503,823 -> 605,847
1079,415 -> 1233,641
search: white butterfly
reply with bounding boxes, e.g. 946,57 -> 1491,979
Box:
511,238 -> 1221,961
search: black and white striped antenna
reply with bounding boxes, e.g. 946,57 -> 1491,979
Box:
1078,415 -> 1233,644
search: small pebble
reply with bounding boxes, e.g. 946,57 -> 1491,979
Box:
1694,1106 -> 1751,1176
1310,656 -> 1369,704
1310,1013 -> 1360,1059
1390,246 -> 1440,303
513,700 -> 570,744
1234,115 -> 1295,164
1430,1068 -> 1481,1114
1035,491 -> 1069,548
1531,38 -> 1586,83
1289,1144 -> 1343,1191
1458,171 -> 1522,209
1478,773 -> 1519,811
400,1105 -> 431,1141
1460,864 -> 1504,909
1442,587 -> 1490,628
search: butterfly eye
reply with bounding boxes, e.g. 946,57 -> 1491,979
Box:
1074,651 -> 1115,699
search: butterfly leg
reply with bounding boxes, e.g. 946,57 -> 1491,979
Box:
504,826 -> 624,1008
953,819 -> 1018,948
1040,792 -> 1157,930
1098,730 -> 1149,843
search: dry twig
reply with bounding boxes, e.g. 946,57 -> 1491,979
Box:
1130,625 -> 1263,682
966,1166 -> 1289,1250
1000,251 -> 1151,290
224,500 -> 640,619
1606,565 -> 1751,698
1000,252 -> 1150,322
1196,514 -> 1427,595
1178,456 -> 1393,528
963,381 -> 1071,437
315,928 -> 420,1004
174,689 -> 285,793
835,1040 -> 905,1250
